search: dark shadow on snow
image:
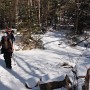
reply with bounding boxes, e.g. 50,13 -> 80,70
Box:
0,82 -> 12,90
0,59 -> 6,68
13,54 -> 44,78
0,58 -> 26,84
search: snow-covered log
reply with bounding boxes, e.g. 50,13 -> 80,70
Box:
39,75 -> 72,90
40,74 -> 52,82
25,76 -> 40,89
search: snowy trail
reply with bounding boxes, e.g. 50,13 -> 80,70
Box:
0,31 -> 90,90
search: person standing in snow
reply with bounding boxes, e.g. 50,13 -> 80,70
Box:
6,29 -> 15,44
0,32 -> 13,69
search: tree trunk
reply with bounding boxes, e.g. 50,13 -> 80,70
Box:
37,0 -> 40,25
15,0 -> 19,28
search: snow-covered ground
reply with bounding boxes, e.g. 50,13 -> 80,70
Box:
0,30 -> 90,90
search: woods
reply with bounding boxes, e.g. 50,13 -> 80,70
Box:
0,1 -> 90,90
0,0 -> 90,46
0,0 -> 90,32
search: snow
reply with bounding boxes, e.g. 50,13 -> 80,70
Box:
76,64 -> 88,77
40,74 -> 65,84
0,30 -> 90,90
25,76 -> 40,89
77,78 -> 84,90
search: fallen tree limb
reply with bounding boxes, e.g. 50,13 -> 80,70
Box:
70,37 -> 89,47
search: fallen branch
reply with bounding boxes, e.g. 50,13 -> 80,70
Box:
70,37 -> 89,47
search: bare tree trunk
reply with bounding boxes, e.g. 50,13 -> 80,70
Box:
29,0 -> 32,6
38,0 -> 40,25
15,0 -> 19,28
28,0 -> 32,38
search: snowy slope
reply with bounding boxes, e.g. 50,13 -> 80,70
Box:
0,30 -> 90,90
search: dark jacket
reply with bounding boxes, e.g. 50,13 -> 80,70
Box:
1,36 -> 13,54
7,33 -> 15,43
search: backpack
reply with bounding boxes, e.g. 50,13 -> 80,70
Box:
1,36 -> 13,53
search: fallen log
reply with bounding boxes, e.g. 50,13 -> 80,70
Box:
39,75 -> 72,90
